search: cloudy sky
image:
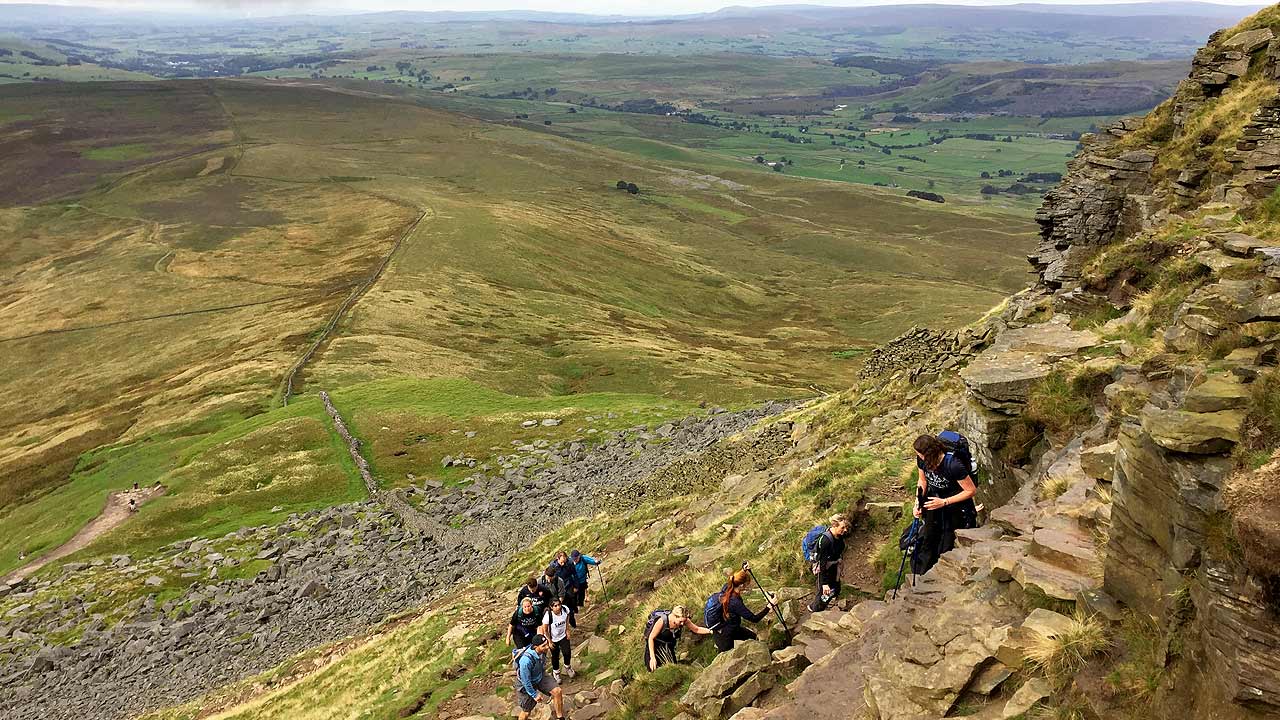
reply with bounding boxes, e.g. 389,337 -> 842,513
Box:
0,0 -> 1266,17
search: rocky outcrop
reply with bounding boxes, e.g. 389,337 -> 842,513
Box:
858,325 -> 993,384
1031,139 -> 1154,289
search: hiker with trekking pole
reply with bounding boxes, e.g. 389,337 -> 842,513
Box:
912,432 -> 979,577
803,514 -> 853,612
568,549 -> 601,607
703,564 -> 784,652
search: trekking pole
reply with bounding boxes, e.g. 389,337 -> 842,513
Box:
743,562 -> 790,638
596,564 -> 606,597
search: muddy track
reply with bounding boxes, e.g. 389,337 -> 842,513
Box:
3,486 -> 165,584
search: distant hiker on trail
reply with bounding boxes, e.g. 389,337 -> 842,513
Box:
569,549 -> 600,606
508,597 -> 543,649
807,514 -> 852,612
644,605 -> 712,671
704,567 -> 773,652
912,433 -> 978,576
541,597 -> 575,681
518,575 -> 552,618
513,634 -> 566,720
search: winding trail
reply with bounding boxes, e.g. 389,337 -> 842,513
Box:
4,486 -> 165,583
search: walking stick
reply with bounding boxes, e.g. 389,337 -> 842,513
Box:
596,564 -> 606,597
743,562 -> 790,638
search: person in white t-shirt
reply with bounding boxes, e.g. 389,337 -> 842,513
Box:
540,597 -> 574,681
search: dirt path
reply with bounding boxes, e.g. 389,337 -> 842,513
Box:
4,486 -> 165,583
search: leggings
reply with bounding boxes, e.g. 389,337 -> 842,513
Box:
713,625 -> 757,652
551,638 -> 572,670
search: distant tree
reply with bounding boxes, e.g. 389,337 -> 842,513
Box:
755,155 -> 765,163
980,185 -> 1000,195
980,171 -> 991,179
395,61 -> 412,74
626,183 -> 639,194
616,180 -> 628,190
858,160 -> 866,166
568,107 -> 577,113
544,120 -> 552,125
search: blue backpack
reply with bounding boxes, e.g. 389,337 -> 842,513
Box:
938,430 -> 975,473
703,591 -> 724,628
801,525 -> 827,562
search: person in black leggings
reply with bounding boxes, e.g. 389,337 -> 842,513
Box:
705,567 -> 773,652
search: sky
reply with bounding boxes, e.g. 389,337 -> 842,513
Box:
0,0 -> 1265,17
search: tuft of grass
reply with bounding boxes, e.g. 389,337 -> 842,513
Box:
1025,610 -> 1109,686
1039,474 -> 1072,502
1105,613 -> 1169,711
1025,365 -> 1109,438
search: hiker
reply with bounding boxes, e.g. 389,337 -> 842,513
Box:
912,433 -> 978,575
518,575 -> 552,618
704,567 -> 773,652
808,514 -> 852,612
644,605 -> 712,671
569,549 -> 600,606
553,551 -> 581,615
541,597 -> 575,681
128,498 -> 137,513
513,634 -> 566,720
540,564 -> 571,615
508,597 -> 543,649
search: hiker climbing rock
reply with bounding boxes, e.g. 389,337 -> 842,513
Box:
568,549 -> 600,607
644,605 -> 711,671
806,514 -> 852,612
704,567 -> 773,652
912,433 -> 978,576
508,597 -> 542,649
518,575 -> 552,618
541,597 -> 575,681
513,634 -> 566,720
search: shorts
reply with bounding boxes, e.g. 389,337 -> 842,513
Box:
515,672 -> 558,711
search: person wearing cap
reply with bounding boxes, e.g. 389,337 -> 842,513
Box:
645,605 -> 712,672
568,549 -> 600,607
514,633 -> 565,720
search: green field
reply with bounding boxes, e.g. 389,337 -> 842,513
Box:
0,79 -> 1034,575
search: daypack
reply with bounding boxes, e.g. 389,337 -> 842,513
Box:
801,525 -> 827,562
898,517 -> 923,552
893,517 -> 926,599
703,592 -> 724,628
511,644 -> 538,671
644,609 -> 674,640
938,430 -> 976,474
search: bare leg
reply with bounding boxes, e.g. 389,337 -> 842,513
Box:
552,687 -> 565,718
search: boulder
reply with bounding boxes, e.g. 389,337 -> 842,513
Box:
1221,28 -> 1275,53
1021,608 -> 1075,640
1142,407 -> 1245,454
679,641 -> 771,718
584,635 -> 611,657
961,321 -> 1099,412
1183,375 -> 1252,413
1251,293 -> 1280,321
1079,441 -> 1118,481
1002,677 -> 1052,718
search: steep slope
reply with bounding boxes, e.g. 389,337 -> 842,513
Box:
7,10 -> 1280,720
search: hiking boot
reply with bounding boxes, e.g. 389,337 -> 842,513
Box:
564,666 -> 575,678
552,669 -> 561,683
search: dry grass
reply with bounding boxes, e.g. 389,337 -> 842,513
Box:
1039,474 -> 1073,502
1025,610 -> 1109,685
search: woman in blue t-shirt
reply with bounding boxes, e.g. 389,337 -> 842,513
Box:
912,434 -> 977,575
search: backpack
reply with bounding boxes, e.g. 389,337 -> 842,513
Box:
801,525 -> 827,562
703,591 -> 724,628
645,609 -> 681,641
511,644 -> 538,671
898,517 -> 923,552
938,430 -> 976,474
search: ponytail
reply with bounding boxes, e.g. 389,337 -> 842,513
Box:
720,569 -> 750,617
